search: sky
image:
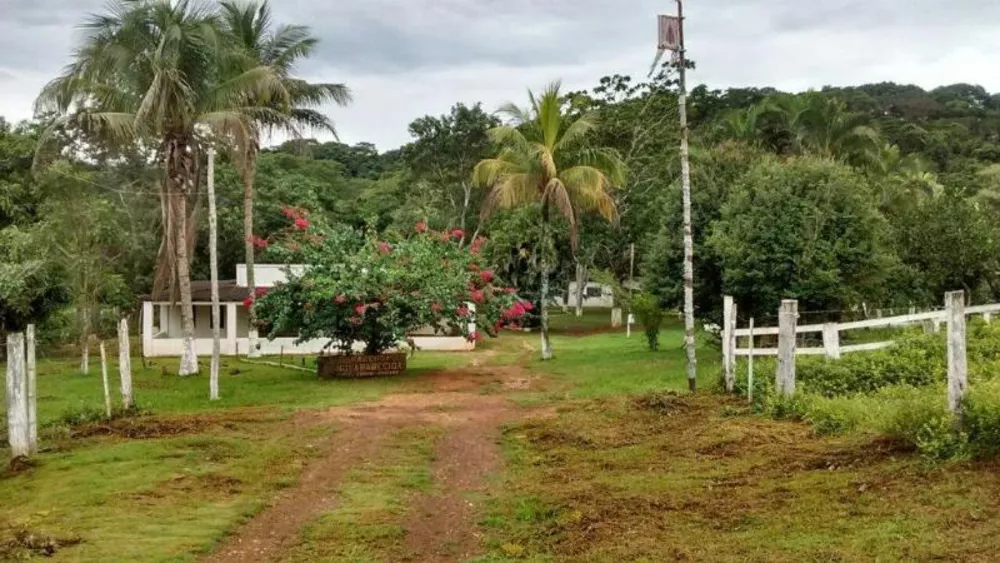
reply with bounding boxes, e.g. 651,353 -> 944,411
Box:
2,0 -> 999,150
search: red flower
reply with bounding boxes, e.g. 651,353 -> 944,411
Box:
439,232 -> 452,243
281,206 -> 298,219
466,331 -> 484,343
470,236 -> 487,255
378,241 -> 393,254
451,229 -> 465,239
254,287 -> 269,298
470,289 -> 484,304
479,270 -> 495,283
504,287 -> 517,295
294,218 -> 310,230
249,235 -> 269,250
522,300 -> 534,311
242,297 -> 253,309
334,294 -> 347,304
355,304 -> 367,315
415,221 -> 428,233
431,302 -> 442,313
456,305 -> 470,318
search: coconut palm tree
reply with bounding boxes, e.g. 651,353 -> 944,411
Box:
473,82 -> 626,360
36,0 -> 288,375
219,0 -> 351,356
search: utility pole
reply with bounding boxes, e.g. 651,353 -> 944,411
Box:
657,2 -> 697,390
207,148 -> 221,401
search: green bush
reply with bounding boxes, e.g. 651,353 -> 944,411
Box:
966,379 -> 1000,458
631,293 -> 664,351
798,331 -> 946,397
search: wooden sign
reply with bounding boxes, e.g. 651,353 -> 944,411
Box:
318,353 -> 407,379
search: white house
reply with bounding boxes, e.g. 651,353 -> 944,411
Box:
141,264 -> 474,357
553,279 -> 642,309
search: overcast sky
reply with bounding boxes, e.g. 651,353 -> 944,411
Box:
2,0 -> 999,150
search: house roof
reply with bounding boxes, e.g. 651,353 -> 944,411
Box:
143,280 -> 253,303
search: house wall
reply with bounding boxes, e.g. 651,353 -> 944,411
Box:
236,264 -> 308,288
142,301 -> 474,357
552,282 -> 615,309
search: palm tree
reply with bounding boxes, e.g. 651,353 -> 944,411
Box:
219,0 -> 351,356
473,82 -> 626,360
36,0 -> 287,375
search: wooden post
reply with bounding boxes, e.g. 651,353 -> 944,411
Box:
776,300 -> 798,398
6,332 -> 29,458
722,295 -> 736,392
946,291 -> 967,428
118,318 -> 134,410
99,342 -> 112,418
26,325 -> 37,454
984,312 -> 993,325
822,323 -> 841,360
747,318 -> 755,404
207,147 -> 221,401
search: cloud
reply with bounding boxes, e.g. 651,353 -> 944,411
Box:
1,0 -> 999,149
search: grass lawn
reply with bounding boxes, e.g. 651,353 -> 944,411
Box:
3,313 -> 1000,562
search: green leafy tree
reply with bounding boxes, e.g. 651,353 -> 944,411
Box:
708,156 -> 894,319
473,82 -> 626,359
36,0 -> 288,375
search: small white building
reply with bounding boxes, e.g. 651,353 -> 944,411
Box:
141,264 -> 474,357
554,279 -> 641,309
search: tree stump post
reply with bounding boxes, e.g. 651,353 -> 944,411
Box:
776,300 -> 798,398
946,291 -> 968,429
5,332 -> 30,458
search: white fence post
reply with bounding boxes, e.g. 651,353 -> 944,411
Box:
100,342 -> 112,419
6,332 -> 30,458
118,318 -> 134,410
747,318 -> 755,404
776,300 -> 798,398
984,312 -> 993,325
26,325 -> 37,455
723,295 -> 736,392
946,291 -> 967,428
822,323 -> 841,360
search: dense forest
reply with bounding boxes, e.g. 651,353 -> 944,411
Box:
3,30 -> 1000,343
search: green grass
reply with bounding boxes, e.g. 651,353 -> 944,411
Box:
0,411 -> 330,562
2,351 -> 471,430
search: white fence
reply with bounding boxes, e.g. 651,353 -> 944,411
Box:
720,292 -> 998,421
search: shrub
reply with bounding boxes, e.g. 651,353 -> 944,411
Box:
966,379 -> 1000,458
255,215 -> 525,355
797,331 -> 946,397
631,293 -> 664,351
876,385 -> 968,461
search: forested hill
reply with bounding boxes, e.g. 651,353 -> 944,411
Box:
3,77 -> 1000,334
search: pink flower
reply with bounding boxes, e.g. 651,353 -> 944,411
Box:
355,304 -> 367,315
466,331 -> 483,343
249,235 -> 269,250
470,289 -> 484,304
470,236 -> 487,255
281,206 -> 298,219
479,270 -> 495,283
334,294 -> 347,304
415,221 -> 428,233
254,287 -> 269,298
521,300 -> 534,312
431,302 -> 442,313
242,297 -> 253,309
378,241 -> 393,255
451,229 -> 465,240
294,218 -> 310,230
439,232 -> 452,243
456,305 -> 470,318
504,287 -> 517,295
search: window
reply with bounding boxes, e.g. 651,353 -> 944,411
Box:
585,286 -> 603,298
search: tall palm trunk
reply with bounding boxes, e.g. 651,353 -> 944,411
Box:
679,66 -> 697,391
575,261 -> 586,317
78,304 -> 90,375
243,145 -> 261,358
167,136 -> 199,376
539,207 -> 553,360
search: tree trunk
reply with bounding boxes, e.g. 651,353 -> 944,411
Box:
169,138 -> 198,376
575,262 -> 586,317
539,214 -> 553,361
209,148 -> 221,401
78,305 -> 90,375
678,50 -> 698,392
118,318 -> 134,410
244,146 -> 261,358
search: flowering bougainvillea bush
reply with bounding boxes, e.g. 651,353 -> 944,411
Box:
254,214 -> 530,355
